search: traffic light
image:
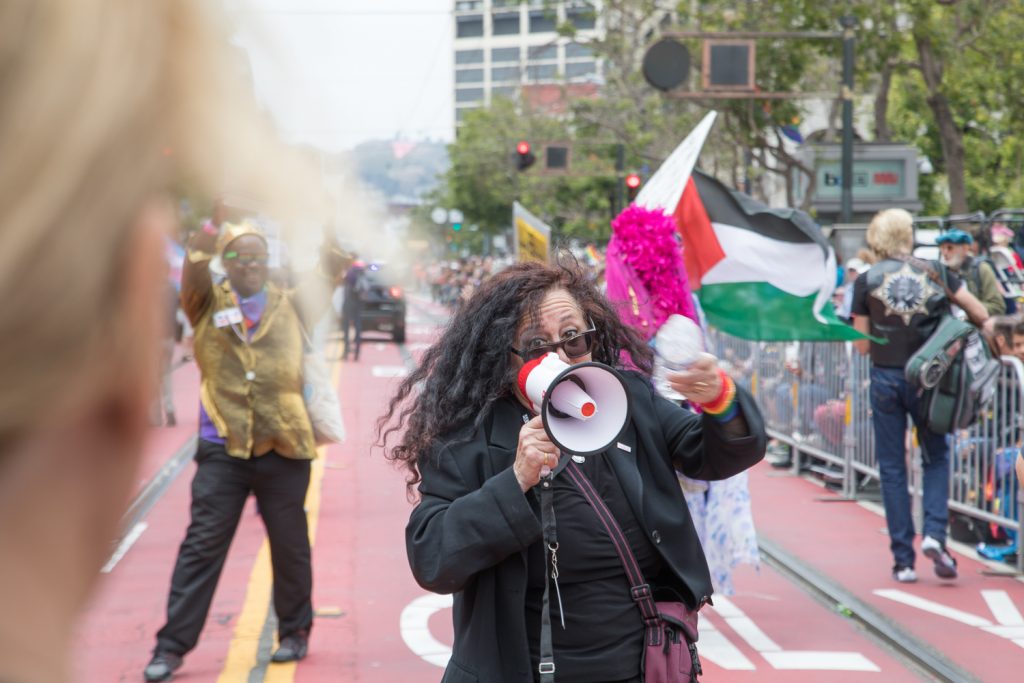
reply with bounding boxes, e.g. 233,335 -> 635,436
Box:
452,222 -> 462,231
625,173 -> 642,202
515,140 -> 536,171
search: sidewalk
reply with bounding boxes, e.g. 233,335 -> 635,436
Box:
748,459 -> 1024,682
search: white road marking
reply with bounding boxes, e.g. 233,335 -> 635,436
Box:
372,365 -> 409,378
400,592 -> 882,673
873,590 -> 993,627
101,522 -> 148,574
762,652 -> 879,671
697,616 -> 756,670
876,588 -> 1024,649
400,593 -> 453,668
983,589 -> 1024,625
711,596 -> 879,671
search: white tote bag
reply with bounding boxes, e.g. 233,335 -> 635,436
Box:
301,332 -> 346,444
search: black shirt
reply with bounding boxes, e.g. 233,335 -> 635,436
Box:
525,453 -> 663,682
851,259 -> 963,367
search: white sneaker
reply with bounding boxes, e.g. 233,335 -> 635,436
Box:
922,536 -> 958,579
892,565 -> 918,583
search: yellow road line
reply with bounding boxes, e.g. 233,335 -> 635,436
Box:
217,347 -> 340,682
264,453 -> 326,683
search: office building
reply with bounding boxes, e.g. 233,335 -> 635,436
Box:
453,1 -> 603,125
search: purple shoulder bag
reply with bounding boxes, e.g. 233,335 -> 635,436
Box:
563,461 -> 702,682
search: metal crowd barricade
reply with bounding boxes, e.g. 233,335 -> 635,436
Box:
707,329 -> 1024,574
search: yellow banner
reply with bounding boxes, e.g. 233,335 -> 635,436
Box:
513,202 -> 551,263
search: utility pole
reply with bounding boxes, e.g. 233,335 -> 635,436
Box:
840,15 -> 856,224
614,143 -> 625,217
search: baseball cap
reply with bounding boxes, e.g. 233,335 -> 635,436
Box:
935,229 -> 973,245
845,257 -> 870,274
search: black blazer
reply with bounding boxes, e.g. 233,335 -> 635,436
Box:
406,372 -> 766,683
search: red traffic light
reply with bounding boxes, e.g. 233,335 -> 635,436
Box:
625,173 -> 642,189
516,140 -> 531,155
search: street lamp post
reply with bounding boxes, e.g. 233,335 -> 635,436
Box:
840,15 -> 857,224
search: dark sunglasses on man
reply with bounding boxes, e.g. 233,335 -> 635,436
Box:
510,326 -> 598,362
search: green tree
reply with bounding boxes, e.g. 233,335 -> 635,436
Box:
436,97 -> 618,244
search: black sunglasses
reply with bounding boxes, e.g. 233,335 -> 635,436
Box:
510,327 -> 598,362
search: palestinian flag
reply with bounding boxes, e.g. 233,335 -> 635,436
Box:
636,112 -> 868,342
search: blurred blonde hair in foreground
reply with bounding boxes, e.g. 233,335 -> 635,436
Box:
0,0 -> 326,445
0,3 -> 327,679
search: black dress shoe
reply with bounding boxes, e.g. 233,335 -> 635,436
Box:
271,633 -> 309,663
143,651 -> 182,682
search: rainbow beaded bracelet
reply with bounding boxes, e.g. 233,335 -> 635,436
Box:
696,370 -> 738,422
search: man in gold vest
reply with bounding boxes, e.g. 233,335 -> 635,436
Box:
145,221 -> 347,682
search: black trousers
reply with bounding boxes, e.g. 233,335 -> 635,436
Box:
155,440 -> 313,655
340,302 -> 362,359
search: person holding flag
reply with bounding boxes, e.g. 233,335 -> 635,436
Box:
604,203 -> 761,597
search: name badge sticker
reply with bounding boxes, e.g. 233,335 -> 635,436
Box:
214,306 -> 244,328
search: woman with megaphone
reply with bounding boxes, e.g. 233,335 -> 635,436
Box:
379,259 -> 766,683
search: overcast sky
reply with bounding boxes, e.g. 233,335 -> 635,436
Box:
229,0 -> 454,152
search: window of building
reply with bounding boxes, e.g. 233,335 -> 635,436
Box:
565,61 -> 596,79
456,17 -> 484,38
527,63 -> 558,80
455,1 -> 483,10
491,65 -> 521,82
566,9 -> 596,30
455,68 -> 484,84
492,13 -> 520,35
566,42 -> 592,59
528,10 -> 556,33
455,87 -> 485,103
492,86 -> 519,99
528,43 -> 558,61
491,47 -> 520,63
456,49 -> 484,65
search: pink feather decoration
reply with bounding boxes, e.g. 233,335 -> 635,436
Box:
605,204 -> 697,340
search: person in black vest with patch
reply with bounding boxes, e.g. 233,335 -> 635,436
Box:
378,259 -> 766,683
851,208 -> 990,584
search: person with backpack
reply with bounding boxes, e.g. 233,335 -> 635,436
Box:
851,209 -> 990,584
937,229 -> 1006,316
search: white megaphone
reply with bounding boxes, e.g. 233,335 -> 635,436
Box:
517,352 -> 631,456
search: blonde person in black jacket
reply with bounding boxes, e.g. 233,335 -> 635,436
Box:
378,259 -> 766,683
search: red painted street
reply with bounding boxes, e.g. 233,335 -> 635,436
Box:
72,295 -> 1024,682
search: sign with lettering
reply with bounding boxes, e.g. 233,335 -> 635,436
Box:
814,159 -> 906,201
794,143 -> 922,215
513,202 -> 551,264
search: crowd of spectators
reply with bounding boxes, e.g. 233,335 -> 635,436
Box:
413,246 -> 606,308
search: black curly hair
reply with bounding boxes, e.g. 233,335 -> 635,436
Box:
377,256 -> 654,495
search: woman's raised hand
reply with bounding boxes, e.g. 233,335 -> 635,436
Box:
665,352 -> 724,404
513,415 -> 560,492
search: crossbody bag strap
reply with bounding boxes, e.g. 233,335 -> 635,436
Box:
562,461 -> 661,629
538,474 -> 558,682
